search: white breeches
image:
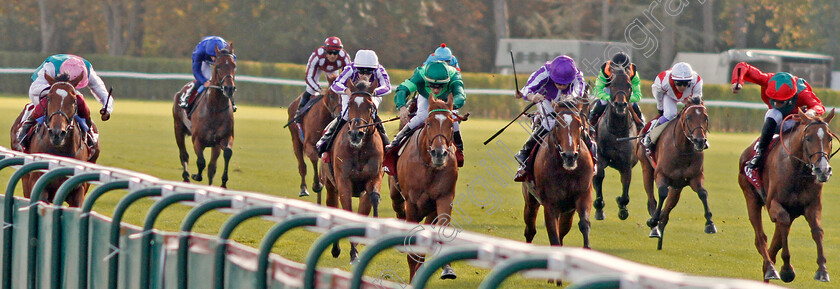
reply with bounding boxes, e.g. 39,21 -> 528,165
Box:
408,96 -> 460,131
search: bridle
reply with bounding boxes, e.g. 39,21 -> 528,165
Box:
348,90 -> 375,133
548,109 -> 583,156
205,51 -> 237,105
423,108 -> 454,156
671,104 -> 708,153
45,84 -> 78,134
780,115 -> 840,170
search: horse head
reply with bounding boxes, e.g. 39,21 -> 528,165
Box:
43,74 -> 81,147
609,69 -> 632,116
424,95 -> 455,168
211,44 -> 237,103
346,80 -> 377,148
679,97 -> 709,152
551,101 -> 584,170
797,108 -> 836,182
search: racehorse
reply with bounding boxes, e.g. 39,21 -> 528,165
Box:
390,95 -> 460,281
523,100 -> 593,250
288,74 -> 341,200
319,80 -> 384,263
738,108 -> 836,283
593,69 -> 638,220
173,44 -> 236,188
636,97 -> 715,250
10,74 -> 99,207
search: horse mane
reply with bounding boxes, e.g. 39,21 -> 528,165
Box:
54,73 -> 70,82
354,80 -> 371,91
217,48 -> 233,56
688,96 -> 702,105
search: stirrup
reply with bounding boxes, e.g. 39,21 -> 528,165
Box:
514,166 -> 527,182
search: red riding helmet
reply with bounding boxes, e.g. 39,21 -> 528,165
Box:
765,72 -> 798,101
324,37 -> 343,50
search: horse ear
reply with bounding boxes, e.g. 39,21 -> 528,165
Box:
797,107 -> 810,121
215,45 -> 221,56
823,108 -> 835,123
370,79 -> 379,92
69,73 -> 84,88
227,42 -> 234,54
347,78 -> 357,92
45,73 -> 56,85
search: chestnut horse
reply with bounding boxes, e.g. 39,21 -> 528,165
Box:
739,108 -> 836,283
288,74 -> 341,200
593,69 -> 638,221
10,74 -> 99,207
523,101 -> 593,249
636,97 -> 715,250
173,44 -> 237,188
390,95 -> 459,281
320,80 -> 383,263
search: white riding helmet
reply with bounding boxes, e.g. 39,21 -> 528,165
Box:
354,50 -> 379,69
670,62 -> 694,81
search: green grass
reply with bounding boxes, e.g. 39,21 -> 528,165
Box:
0,94 -> 838,288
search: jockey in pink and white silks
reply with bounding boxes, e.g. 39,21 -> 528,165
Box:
513,55 -> 592,181
17,54 -> 113,149
641,62 -> 705,151
316,50 -> 392,154
292,36 -> 352,123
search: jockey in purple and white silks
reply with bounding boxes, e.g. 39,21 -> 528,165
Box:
316,50 -> 392,154
513,55 -> 592,181
179,36 -> 234,110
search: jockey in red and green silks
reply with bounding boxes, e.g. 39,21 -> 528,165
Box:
588,52 -> 645,130
390,61 -> 466,165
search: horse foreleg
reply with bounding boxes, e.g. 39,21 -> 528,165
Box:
433,196 -> 457,280
311,158 -> 323,194
542,206 -> 561,246
555,210 -> 575,247
647,177 -> 669,237
689,178 -> 716,234
804,204 -> 829,282
364,178 -> 382,218
191,141 -> 206,182
576,193 -> 592,249
767,200 -> 795,282
220,145 -> 233,188
592,165 -> 606,220
523,187 -> 540,243
206,146 -> 221,186
617,167 -> 632,220
389,176 -> 406,220
655,187 -> 683,250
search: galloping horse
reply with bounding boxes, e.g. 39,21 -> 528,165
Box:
636,97 -> 715,250
523,100 -> 593,249
593,69 -> 638,220
288,74 -> 341,200
10,74 -> 99,207
320,80 -> 384,263
173,44 -> 236,188
739,108 -> 836,283
391,95 -> 460,281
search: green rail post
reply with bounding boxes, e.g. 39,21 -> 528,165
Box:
139,192 -> 195,289
27,166 -> 75,289
108,187 -> 163,289
349,232 -> 417,289
178,198 -> 233,289
214,206 -> 274,289
78,180 -> 129,289
255,214 -> 319,289
51,171 -> 99,289
478,255 -> 550,289
2,160 -> 47,289
411,246 -> 480,289
303,224 -> 367,289
565,275 -> 622,289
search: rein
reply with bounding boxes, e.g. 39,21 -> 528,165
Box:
548,110 -> 582,156
671,104 -> 708,155
779,115 -> 840,170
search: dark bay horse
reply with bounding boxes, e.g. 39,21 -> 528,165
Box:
391,95 -> 459,281
288,74 -> 341,200
739,108 -> 836,283
173,44 -> 236,188
320,80 -> 384,263
593,69 -> 638,220
10,74 -> 99,207
523,101 -> 593,249
636,97 -> 715,250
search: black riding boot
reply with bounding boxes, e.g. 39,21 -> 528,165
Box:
374,115 -> 390,146
388,125 -> 413,150
317,117 -> 346,154
582,131 -> 597,162
453,131 -> 464,167
631,102 -> 645,131
746,118 -> 777,169
589,101 -> 607,127
17,118 -> 37,149
294,91 -> 313,123
514,126 -> 547,181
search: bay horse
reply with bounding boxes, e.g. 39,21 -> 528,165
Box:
319,80 -> 383,263
523,100 -> 593,249
738,108 -> 836,283
173,44 -> 237,188
635,97 -> 715,250
593,69 -> 638,220
288,74 -> 341,200
10,73 -> 99,207
391,95 -> 459,281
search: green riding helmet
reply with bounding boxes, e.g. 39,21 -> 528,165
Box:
423,61 -> 451,85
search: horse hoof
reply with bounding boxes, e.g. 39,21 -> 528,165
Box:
299,188 -> 310,197
649,227 -> 661,238
764,263 -> 780,280
312,182 -> 323,193
704,223 -> 717,234
182,172 -> 190,182
618,208 -> 629,220
440,264 -> 457,280
594,210 -> 605,220
646,218 -> 658,228
814,270 -> 830,282
780,265 -> 796,283
331,246 -> 341,258
191,174 -> 202,182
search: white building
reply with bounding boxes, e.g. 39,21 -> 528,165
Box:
673,49 -> 833,88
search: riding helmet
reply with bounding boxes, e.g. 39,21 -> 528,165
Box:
670,62 -> 694,81
58,56 -> 89,89
766,72 -> 798,101
354,50 -> 379,69
548,55 -> 578,85
611,52 -> 631,68
423,61 -> 451,85
432,43 -> 453,61
203,36 -> 227,56
324,36 -> 344,50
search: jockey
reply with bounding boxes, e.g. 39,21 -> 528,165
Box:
292,36 -> 352,123
423,43 -> 461,71
730,62 -> 825,170
17,54 -> 113,149
513,55 -> 590,181
179,36 -> 235,111
589,52 -> 645,131
390,61 -> 466,166
641,62 -> 705,150
316,50 -> 392,154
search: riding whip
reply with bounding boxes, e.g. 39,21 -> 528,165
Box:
100,87 -> 113,121
483,50 -> 534,145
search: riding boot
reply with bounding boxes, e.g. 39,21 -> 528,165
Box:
453,131 -> 464,167
374,115 -> 390,146
631,102 -> 645,132
514,126 -> 547,182
746,118 -> 777,169
17,118 -> 37,149
642,119 -> 660,154
582,131 -> 597,163
387,125 -> 413,151
294,91 -> 313,124
317,116 -> 346,155
588,101 -> 607,128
